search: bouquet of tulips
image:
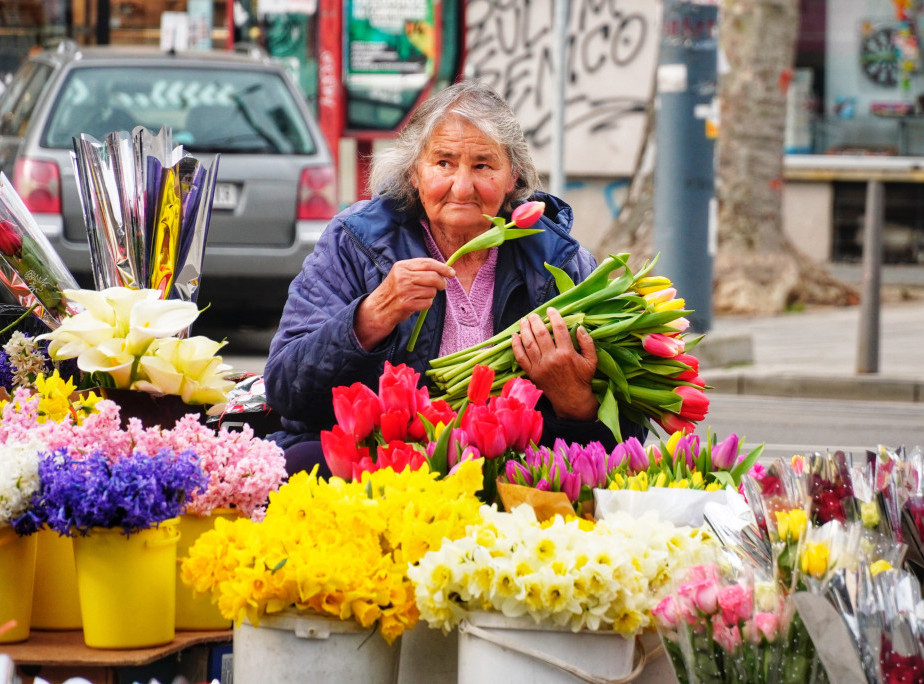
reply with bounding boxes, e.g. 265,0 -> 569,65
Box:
427,252 -> 708,440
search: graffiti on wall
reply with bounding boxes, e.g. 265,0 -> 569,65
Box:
465,0 -> 659,176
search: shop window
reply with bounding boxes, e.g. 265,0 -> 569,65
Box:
832,181 -> 924,263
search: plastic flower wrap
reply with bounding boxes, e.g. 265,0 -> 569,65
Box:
37,286 -> 233,404
408,505 -> 716,635
72,126 -> 218,302
652,563 -> 828,684
0,173 -> 81,328
180,460 -> 484,644
427,253 -> 709,440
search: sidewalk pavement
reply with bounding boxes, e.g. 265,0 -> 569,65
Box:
699,297 -> 924,403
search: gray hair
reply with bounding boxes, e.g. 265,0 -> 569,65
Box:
368,79 -> 540,212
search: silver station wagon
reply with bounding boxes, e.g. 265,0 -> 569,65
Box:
0,42 -> 337,327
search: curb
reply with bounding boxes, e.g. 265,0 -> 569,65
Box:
703,373 -> 924,403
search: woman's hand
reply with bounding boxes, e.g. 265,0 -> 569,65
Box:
512,306 -> 598,421
355,258 -> 455,350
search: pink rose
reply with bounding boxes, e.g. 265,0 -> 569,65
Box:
651,595 -> 681,630
717,583 -> 753,626
677,578 -> 719,616
711,615 -> 742,652
743,612 -> 780,643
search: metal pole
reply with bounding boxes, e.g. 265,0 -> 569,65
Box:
653,0 -> 717,333
549,0 -> 569,198
856,179 -> 883,373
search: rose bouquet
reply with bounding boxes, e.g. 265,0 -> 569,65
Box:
0,173 -> 81,327
652,563 -> 827,684
37,286 -> 233,404
180,460 -> 484,644
409,504 -> 715,636
427,252 -> 709,440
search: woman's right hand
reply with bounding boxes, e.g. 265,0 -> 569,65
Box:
355,258 -> 455,350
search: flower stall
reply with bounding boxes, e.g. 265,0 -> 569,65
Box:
5,126 -> 924,684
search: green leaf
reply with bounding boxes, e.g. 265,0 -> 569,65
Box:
711,471 -> 735,489
595,347 -> 630,401
729,443 -> 765,486
544,262 -> 576,295
596,384 -> 623,442
270,558 -> 288,574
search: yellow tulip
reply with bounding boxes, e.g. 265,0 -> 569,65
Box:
665,431 -> 683,456
774,509 -> 808,542
860,501 -> 881,529
870,560 -> 892,576
633,276 -> 672,295
654,472 -> 668,488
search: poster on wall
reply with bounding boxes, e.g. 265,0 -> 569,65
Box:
464,0 -> 660,177
345,0 -> 437,131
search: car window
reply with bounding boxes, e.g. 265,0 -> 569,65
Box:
41,64 -> 318,155
0,61 -> 54,137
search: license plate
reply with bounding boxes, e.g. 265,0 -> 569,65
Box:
213,182 -> 239,210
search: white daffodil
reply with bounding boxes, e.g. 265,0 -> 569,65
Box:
77,338 -> 136,388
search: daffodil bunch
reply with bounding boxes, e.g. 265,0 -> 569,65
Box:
37,287 -> 233,404
408,505 -> 715,635
180,459 -> 484,644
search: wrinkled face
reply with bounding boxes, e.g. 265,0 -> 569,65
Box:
412,116 -> 516,236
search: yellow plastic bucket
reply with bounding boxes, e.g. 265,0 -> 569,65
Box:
73,519 -> 179,649
175,510 -> 236,630
31,528 -> 82,630
0,527 -> 37,643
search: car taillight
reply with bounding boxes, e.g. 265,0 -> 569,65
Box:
297,165 -> 337,220
13,158 -> 61,214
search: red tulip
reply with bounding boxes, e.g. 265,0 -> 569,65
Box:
467,364 -> 495,405
493,395 -> 543,452
674,385 -> 709,421
320,425 -> 370,480
0,220 -> 22,257
657,412 -> 696,435
672,353 -> 701,381
379,362 -> 427,416
510,200 -> 545,228
380,407 -> 411,443
331,382 -> 382,441
411,399 -> 457,441
642,333 -> 685,358
375,440 -> 428,474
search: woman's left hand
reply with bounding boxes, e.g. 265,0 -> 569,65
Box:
511,306 -> 598,421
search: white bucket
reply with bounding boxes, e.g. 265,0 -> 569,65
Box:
233,611 -> 401,684
398,625 -> 458,683
458,611 -> 640,684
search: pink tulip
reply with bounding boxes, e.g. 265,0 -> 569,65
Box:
535,478 -> 551,491
493,396 -> 543,452
674,434 -> 700,470
560,471 -> 581,502
674,385 -> 709,421
511,200 -> 545,228
331,382 -> 382,441
642,333 -> 685,358
505,460 -> 533,486
665,317 -> 690,332
643,287 -> 677,306
623,437 -> 648,472
711,433 -> 740,470
461,404 -> 508,458
500,377 -> 543,410
468,364 -> 495,405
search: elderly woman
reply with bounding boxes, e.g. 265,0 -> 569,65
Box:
264,80 -> 645,476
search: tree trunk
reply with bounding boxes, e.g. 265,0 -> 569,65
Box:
715,0 -> 855,313
596,0 -> 857,314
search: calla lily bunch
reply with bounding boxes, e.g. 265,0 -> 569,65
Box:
405,200 -> 546,352
37,287 -> 233,404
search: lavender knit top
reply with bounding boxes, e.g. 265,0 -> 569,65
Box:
422,223 -> 497,357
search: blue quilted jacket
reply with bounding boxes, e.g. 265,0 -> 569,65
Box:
264,192 -> 645,449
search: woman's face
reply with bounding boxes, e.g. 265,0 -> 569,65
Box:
412,117 -> 516,237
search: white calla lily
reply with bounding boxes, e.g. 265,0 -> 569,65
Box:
136,355 -> 184,396
61,288 -> 118,325
77,338 -> 136,388
38,310 -> 117,357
